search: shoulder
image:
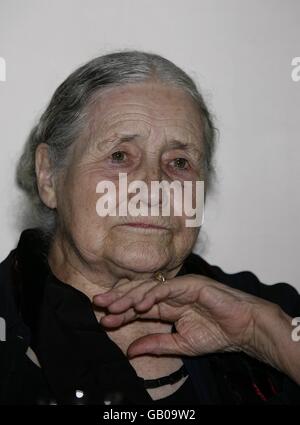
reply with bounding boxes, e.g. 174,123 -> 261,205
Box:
0,250 -> 16,320
0,248 -> 31,343
184,252 -> 300,317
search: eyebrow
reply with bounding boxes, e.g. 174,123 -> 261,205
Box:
166,140 -> 197,151
103,134 -> 139,144
100,134 -> 202,159
166,140 -> 203,160
117,134 -> 140,143
96,134 -> 139,151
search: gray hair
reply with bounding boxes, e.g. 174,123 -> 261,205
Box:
16,50 -> 217,236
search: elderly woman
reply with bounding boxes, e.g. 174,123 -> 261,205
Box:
0,51 -> 299,405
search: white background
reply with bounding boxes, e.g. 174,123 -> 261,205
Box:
0,0 -> 299,290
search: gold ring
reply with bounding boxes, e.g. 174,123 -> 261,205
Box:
153,271 -> 167,284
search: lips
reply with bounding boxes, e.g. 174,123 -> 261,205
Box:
123,222 -> 167,229
117,218 -> 171,230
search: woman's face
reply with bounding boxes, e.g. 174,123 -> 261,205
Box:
54,82 -> 205,276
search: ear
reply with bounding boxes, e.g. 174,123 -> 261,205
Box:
35,143 -> 57,209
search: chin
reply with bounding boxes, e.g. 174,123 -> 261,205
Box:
111,243 -> 170,273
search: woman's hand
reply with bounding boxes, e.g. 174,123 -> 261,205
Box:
93,274 -> 300,385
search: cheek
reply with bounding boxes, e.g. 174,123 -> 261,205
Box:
59,171 -> 110,233
62,182 -> 114,257
173,218 -> 199,248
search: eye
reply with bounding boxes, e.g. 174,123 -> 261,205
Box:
170,158 -> 189,170
111,151 -> 127,162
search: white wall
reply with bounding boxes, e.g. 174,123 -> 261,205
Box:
0,0 -> 299,290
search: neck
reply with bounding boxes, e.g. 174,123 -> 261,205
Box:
47,232 -> 182,302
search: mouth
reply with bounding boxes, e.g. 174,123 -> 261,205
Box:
120,222 -> 169,230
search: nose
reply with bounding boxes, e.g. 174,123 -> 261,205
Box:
133,164 -> 162,209
143,165 -> 163,186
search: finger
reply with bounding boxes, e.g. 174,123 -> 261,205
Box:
127,333 -> 187,357
93,278 -> 143,307
100,308 -> 138,328
109,276 -> 197,316
93,291 -> 121,306
94,273 -> 196,310
101,304 -> 163,328
133,279 -> 196,313
106,280 -> 161,313
134,285 -> 172,312
134,277 -> 236,314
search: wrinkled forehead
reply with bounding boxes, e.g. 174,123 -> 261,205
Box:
84,82 -> 204,143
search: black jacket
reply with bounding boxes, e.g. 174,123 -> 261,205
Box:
0,229 -> 300,405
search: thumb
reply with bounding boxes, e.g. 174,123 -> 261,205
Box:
127,333 -> 185,358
